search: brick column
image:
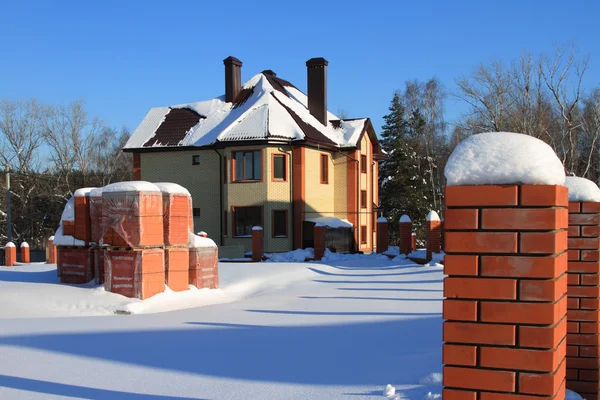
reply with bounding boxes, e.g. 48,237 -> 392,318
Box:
252,226 -> 263,262
399,215 -> 412,255
426,211 -> 441,262
20,242 -> 30,264
47,237 -> 57,264
411,232 -> 416,252
443,185 -> 568,400
567,201 -> 600,400
441,219 -> 445,252
314,224 -> 326,261
4,243 -> 16,267
376,218 -> 388,254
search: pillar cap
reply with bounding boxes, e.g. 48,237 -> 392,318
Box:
426,211 -> 440,221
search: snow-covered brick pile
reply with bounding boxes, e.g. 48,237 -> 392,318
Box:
73,187 -> 97,197
565,176 -> 600,202
305,217 -> 353,229
61,197 -> 75,222
188,231 -> 217,248
445,132 -> 566,186
154,182 -> 191,196
53,225 -> 86,246
103,181 -> 161,193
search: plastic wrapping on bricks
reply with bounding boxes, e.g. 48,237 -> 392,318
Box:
94,247 -> 106,284
100,191 -> 164,248
104,248 -> 165,300
89,195 -> 103,243
74,195 -> 91,243
62,220 -> 75,236
161,192 -> 191,247
165,247 -> 190,292
189,246 -> 219,289
58,247 -> 95,284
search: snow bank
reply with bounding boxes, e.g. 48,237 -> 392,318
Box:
565,176 -> 600,202
188,231 -> 216,248
445,132 -> 565,186
426,211 -> 440,221
305,217 -> 353,229
383,384 -> 396,398
53,225 -> 86,246
266,248 -> 314,263
73,187 -> 97,197
103,181 -> 161,193
400,215 -> 411,223
20,242 -> 29,248
5,242 -> 15,248
61,197 -> 75,222
154,182 -> 191,196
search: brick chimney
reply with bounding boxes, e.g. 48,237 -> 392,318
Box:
223,56 -> 242,103
306,57 -> 328,125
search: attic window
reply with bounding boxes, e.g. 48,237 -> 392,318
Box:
192,155 -> 200,165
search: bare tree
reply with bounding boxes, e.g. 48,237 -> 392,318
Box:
0,99 -> 44,172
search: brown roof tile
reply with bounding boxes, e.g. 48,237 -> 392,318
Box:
143,108 -> 203,147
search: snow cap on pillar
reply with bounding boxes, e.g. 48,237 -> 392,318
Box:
565,176 -> 600,202
377,217 -> 388,223
20,242 -> 29,248
426,211 -> 440,221
5,242 -> 15,248
399,215 -> 411,223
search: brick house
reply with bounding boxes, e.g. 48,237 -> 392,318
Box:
123,56 -> 386,254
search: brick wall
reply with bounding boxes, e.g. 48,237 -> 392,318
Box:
567,201 -> 600,400
443,185 -> 568,399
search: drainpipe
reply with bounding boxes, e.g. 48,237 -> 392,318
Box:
338,150 -> 360,252
212,148 -> 224,246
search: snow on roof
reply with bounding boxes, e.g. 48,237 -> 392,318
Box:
154,182 -> 191,196
565,176 -> 600,202
103,181 -> 161,193
400,215 -> 411,223
61,197 -> 75,222
445,132 -> 565,186
124,72 -> 372,150
5,242 -> 15,248
426,211 -> 440,221
73,187 -> 97,197
20,242 -> 29,247
90,188 -> 104,197
305,217 -> 353,229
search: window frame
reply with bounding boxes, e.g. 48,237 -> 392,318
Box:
271,153 -> 288,182
320,153 -> 329,184
223,210 -> 228,237
192,155 -> 201,165
271,209 -> 288,238
360,154 -> 367,173
231,206 -> 263,238
231,149 -> 263,183
360,225 -> 367,244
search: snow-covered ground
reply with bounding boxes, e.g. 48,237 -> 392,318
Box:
0,255 -> 444,399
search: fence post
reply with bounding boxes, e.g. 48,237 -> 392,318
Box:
399,215 -> 412,255
426,211 -> 441,262
20,242 -> 30,264
376,217 -> 388,254
47,236 -> 57,264
4,242 -> 16,267
251,226 -> 263,262
314,224 -> 326,261
411,232 -> 416,252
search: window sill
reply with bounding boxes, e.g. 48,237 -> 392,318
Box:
272,179 -> 287,182
233,235 -> 252,238
232,180 -> 262,183
273,235 -> 288,238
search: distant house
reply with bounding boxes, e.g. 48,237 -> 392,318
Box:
123,56 -> 386,254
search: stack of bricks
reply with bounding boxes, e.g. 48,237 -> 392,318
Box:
89,188 -> 105,284
567,200 -> 600,400
443,185 -> 568,400
189,240 -> 219,289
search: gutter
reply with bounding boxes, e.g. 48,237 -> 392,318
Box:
212,148 -> 224,246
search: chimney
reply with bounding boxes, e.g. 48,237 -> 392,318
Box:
306,57 -> 329,125
223,56 -> 242,103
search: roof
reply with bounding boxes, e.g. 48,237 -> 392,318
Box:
124,71 -> 380,152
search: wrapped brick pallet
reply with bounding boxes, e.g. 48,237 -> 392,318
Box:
104,248 -> 165,300
189,233 -> 219,289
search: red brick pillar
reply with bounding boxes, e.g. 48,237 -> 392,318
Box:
252,226 -> 263,262
411,232 -> 416,252
376,218 -> 388,254
20,242 -> 30,264
443,185 -> 568,400
314,224 -> 326,261
440,219 -> 445,252
567,201 -> 600,399
47,237 -> 57,264
4,242 -> 16,267
426,211 -> 441,262
399,215 -> 412,255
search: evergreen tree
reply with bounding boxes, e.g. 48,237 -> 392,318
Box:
379,94 -> 433,245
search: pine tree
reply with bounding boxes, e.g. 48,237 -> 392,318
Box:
379,94 -> 433,245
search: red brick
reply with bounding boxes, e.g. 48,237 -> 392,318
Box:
581,298 -> 600,309
443,366 -> 515,392
481,253 -> 567,278
442,389 -> 477,400
480,392 -> 564,400
519,317 -> 567,349
569,250 -> 581,261
444,255 -> 478,276
445,185 -> 518,207
580,322 -> 600,333
443,299 -> 478,321
570,202 -> 582,213
570,213 -> 600,226
567,322 -> 579,333
568,286 -> 600,298
579,370 -> 600,382
445,277 -> 516,300
583,226 -> 600,237
568,226 -> 581,237
568,333 -> 599,345
444,209 -> 478,230
580,345 -> 600,357
567,368 -> 579,380
482,208 -> 565,230
566,345 -> 579,357
443,321 -> 516,345
445,232 -> 518,253
568,273 -> 581,285
520,274 -> 567,302
567,298 -> 580,309
568,309 -> 600,322
583,202 -> 600,213
568,261 -> 600,273
481,296 -> 566,325
581,273 -> 600,285
567,356 -> 599,368
582,250 -> 600,261
566,380 -> 600,395
569,237 -> 600,250
443,344 -> 477,366
480,345 -> 563,372
521,230 -> 567,254
521,185 -> 568,207
519,361 -> 566,396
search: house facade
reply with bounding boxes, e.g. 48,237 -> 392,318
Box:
124,57 -> 385,254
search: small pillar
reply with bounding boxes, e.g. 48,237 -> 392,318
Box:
251,226 -> 263,262
426,211 -> 441,262
198,231 -> 208,238
567,200 -> 600,399
4,242 -> 16,267
411,232 -> 416,252
376,217 -> 389,254
399,215 -> 412,255
20,242 -> 30,264
47,236 -> 57,264
314,224 -> 326,260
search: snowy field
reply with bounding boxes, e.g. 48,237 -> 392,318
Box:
0,254 -> 444,399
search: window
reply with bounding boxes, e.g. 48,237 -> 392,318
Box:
361,226 -> 367,244
361,155 -> 367,173
193,208 -> 201,217
272,210 -> 288,238
233,206 -> 262,237
361,190 -> 367,208
192,155 -> 200,165
320,154 -> 329,184
233,150 -> 262,181
272,154 -> 287,181
223,156 -> 227,183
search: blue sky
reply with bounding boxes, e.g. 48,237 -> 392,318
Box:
1,0 -> 599,135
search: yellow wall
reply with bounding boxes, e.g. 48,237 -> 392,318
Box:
304,147 -> 335,217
